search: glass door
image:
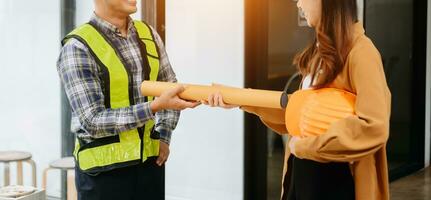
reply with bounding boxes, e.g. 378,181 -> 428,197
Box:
365,0 -> 427,180
245,0 -> 314,199
266,0 -> 314,199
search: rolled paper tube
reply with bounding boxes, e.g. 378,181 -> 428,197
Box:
140,81 -> 284,109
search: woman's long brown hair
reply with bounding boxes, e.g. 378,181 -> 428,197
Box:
294,0 -> 358,88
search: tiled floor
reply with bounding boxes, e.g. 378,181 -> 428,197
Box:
390,167 -> 431,200
48,166 -> 431,200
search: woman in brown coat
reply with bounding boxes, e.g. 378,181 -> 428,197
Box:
205,0 -> 391,199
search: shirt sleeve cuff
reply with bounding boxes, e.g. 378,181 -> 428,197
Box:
156,127 -> 173,145
136,102 -> 156,122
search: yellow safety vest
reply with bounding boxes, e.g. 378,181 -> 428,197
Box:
62,21 -> 160,174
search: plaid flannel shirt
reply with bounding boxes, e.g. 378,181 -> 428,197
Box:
57,14 -> 180,145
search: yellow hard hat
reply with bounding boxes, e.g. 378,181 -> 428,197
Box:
285,88 -> 356,137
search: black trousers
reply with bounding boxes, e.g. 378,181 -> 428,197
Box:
75,157 -> 165,200
282,155 -> 355,200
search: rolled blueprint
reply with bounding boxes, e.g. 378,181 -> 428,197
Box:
140,81 -> 283,109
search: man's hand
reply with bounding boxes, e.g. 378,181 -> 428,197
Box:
151,85 -> 201,113
156,141 -> 170,166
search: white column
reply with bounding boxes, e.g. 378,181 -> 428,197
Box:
425,0 -> 431,167
165,0 -> 244,199
357,0 -> 364,22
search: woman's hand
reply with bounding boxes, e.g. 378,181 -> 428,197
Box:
289,136 -> 300,155
202,92 -> 239,109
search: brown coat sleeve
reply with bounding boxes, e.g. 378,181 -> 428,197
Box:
261,119 -> 288,134
293,39 -> 392,162
241,106 -> 288,134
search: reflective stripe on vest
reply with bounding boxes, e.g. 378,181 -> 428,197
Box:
63,20 -> 160,173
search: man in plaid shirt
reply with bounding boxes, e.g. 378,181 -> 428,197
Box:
57,0 -> 199,199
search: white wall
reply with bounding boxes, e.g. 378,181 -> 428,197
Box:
0,0 -> 61,197
425,0 -> 431,167
165,0 -> 244,200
